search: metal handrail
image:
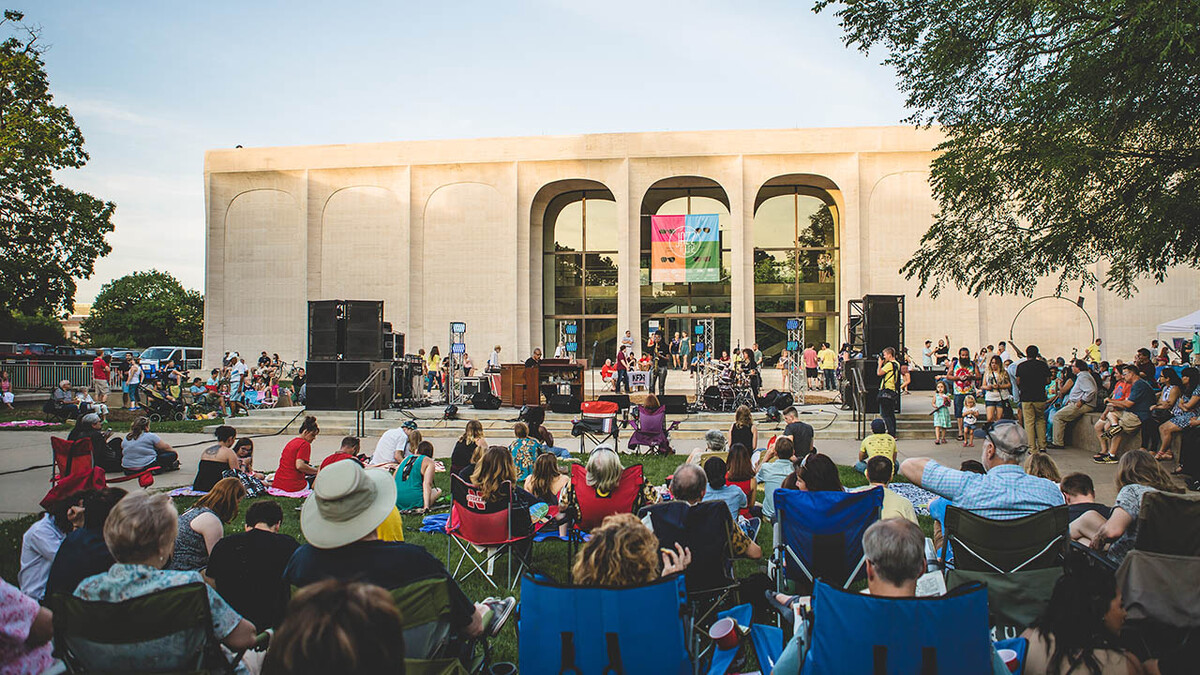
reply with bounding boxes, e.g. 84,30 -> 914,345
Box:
354,368 -> 386,437
1,361 -> 94,392
849,368 -> 868,440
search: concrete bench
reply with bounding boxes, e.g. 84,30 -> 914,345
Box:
1066,411 -> 1180,456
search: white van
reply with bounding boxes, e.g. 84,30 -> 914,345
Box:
139,346 -> 203,377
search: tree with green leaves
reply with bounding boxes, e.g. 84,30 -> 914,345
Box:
816,0 -> 1200,296
81,271 -> 203,348
1,10 -> 115,315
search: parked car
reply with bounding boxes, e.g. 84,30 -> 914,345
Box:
139,346 -> 202,377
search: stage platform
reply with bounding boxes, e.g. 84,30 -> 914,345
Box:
219,399 -> 938,440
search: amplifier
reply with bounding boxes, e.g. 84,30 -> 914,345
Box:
460,377 -> 483,397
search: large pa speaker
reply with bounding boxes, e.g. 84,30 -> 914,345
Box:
549,394 -> 581,414
305,359 -> 387,410
660,394 -> 689,415
307,300 -> 385,361
908,369 -> 939,391
863,295 -> 904,360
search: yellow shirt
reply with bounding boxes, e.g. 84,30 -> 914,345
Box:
881,487 -> 918,524
375,507 -> 405,542
859,433 -> 897,463
818,348 -> 837,370
1084,344 -> 1101,362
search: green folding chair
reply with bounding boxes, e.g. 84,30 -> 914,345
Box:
942,504 -> 1069,636
391,577 -> 483,675
48,582 -> 248,674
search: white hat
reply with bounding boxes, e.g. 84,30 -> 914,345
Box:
300,461 -> 396,549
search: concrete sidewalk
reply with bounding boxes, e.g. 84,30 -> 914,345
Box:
0,427 -> 1120,520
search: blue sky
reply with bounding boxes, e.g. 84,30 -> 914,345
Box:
13,0 -> 908,302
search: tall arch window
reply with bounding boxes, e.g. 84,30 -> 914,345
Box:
542,190 -> 618,362
753,185 -> 839,362
639,179 -> 732,355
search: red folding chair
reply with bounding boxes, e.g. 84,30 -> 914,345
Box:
444,474 -> 534,590
43,438 -> 156,509
565,462 -> 647,581
571,400 -> 620,453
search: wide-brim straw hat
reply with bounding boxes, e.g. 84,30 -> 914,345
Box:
300,461 -> 396,549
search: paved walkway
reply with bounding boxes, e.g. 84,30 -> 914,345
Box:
0,426 -> 1119,519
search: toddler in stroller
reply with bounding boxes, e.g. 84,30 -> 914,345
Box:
137,382 -> 188,422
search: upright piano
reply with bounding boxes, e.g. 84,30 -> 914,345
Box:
499,359 -> 584,407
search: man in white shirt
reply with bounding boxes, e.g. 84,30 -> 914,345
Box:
620,330 -> 634,350
487,346 -> 502,371
371,419 -> 416,465
125,358 -> 144,411
228,357 -> 249,416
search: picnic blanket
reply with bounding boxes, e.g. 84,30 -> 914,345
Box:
169,486 -> 312,499
888,482 -> 939,517
0,420 -> 58,428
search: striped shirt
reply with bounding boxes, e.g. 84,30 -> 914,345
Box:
921,462 -> 1064,520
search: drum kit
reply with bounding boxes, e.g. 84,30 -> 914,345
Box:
702,361 -> 757,412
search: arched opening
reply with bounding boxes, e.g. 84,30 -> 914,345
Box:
535,180 -> 618,363
752,175 -> 841,364
639,176 -> 732,356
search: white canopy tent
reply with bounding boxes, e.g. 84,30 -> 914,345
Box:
1156,309 -> 1200,334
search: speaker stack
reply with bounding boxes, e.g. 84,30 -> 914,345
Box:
307,300 -> 393,410
862,295 -> 905,359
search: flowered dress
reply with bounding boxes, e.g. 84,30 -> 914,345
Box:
933,392 -> 952,428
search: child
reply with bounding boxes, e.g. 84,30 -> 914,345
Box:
77,387 -> 108,419
932,381 -> 952,445
961,395 -> 980,447
233,438 -> 265,479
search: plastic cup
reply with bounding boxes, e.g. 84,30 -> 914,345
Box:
708,616 -> 740,651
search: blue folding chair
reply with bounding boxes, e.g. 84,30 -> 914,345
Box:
771,487 -> 883,591
518,573 -> 694,674
799,579 -> 994,674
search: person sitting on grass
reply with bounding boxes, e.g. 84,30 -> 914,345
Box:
573,513 -> 691,587
319,436 -> 367,470
261,579 -> 407,675
120,416 -> 180,475
1069,449 -> 1182,566
854,418 -> 897,473
205,500 -> 299,631
273,416 -> 320,492
168,477 -> 246,572
74,493 -> 258,659
857,456 -> 917,525
193,425 -> 241,493
283,461 -> 515,645
394,440 -> 442,512
47,488 -> 127,597
1059,472 -> 1111,522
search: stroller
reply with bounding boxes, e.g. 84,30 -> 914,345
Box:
136,384 -> 188,422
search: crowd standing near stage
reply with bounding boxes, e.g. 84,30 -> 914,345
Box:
6,330 -> 1200,674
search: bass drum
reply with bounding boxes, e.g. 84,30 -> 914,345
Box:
703,386 -> 726,412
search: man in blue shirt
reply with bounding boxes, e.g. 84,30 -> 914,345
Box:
1093,365 -> 1155,464
900,421 -> 1064,521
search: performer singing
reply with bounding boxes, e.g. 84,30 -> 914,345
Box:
739,347 -> 761,399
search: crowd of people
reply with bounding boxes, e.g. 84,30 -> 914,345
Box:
5,332 -> 1200,673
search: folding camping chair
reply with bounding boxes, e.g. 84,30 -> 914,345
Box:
518,573 -> 695,674
940,504 -> 1069,635
564,461 -> 647,580
445,474 -> 535,591
48,582 -> 256,674
640,500 -> 742,663
627,404 -> 680,455
1117,492 -> 1200,660
770,487 -> 883,593
44,437 -> 154,510
795,579 -> 995,674
392,577 -> 487,675
571,399 -> 620,453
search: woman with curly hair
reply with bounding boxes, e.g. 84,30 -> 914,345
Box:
572,513 -> 690,587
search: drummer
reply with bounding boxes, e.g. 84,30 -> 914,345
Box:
737,347 -> 761,399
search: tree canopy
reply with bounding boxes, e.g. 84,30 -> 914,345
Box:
1,10 -> 115,315
81,271 -> 203,348
815,0 -> 1200,296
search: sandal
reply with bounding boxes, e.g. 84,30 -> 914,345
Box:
1155,451 -> 1175,462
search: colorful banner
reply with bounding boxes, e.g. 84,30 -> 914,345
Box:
650,214 -> 720,283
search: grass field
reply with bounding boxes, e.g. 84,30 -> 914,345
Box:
0,453 -> 933,665
0,407 -> 223,434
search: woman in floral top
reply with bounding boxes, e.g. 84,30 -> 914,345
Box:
508,422 -> 540,481
73,492 -> 257,671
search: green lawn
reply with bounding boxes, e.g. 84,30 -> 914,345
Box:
0,453 -> 933,666
0,407 -> 223,434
